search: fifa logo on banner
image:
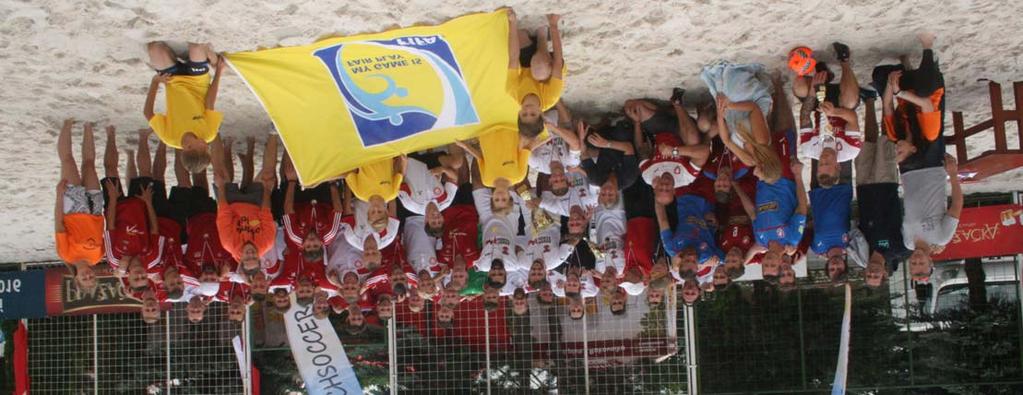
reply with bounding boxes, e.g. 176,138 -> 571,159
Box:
313,35 -> 480,147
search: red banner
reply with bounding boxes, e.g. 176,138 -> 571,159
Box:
44,265 -> 147,316
933,204 -> 1023,261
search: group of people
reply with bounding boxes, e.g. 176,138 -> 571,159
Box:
53,9 -> 961,332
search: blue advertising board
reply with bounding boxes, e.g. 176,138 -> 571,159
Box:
0,270 -> 46,320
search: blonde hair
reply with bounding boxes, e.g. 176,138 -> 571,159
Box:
181,148 -> 211,174
736,121 -> 781,184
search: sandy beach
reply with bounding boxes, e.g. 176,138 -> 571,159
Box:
1,0 -> 1021,262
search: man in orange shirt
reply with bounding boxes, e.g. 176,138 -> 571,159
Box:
874,32 -> 945,172
213,135 -> 279,275
55,119 -> 105,293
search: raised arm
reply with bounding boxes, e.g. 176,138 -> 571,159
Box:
455,140 -> 482,162
140,184 -> 159,235
205,56 -> 225,110
733,182 -> 757,220
945,154 -> 963,219
654,201 -> 671,232
143,73 -> 168,121
506,9 -> 520,70
547,14 -> 563,80
547,122 -> 582,151
284,180 -> 296,215
792,161 -> 808,216
330,181 -> 343,212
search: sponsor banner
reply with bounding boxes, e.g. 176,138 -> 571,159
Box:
0,270 -> 46,320
44,264 -> 143,316
934,204 -> 1023,261
283,295 -> 361,395
226,10 -> 518,187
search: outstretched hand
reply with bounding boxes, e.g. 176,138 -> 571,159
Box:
944,153 -> 959,176
587,133 -> 610,149
105,179 -> 121,200
139,184 -> 154,204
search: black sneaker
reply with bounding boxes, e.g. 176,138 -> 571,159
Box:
832,42 -> 851,62
670,87 -> 686,106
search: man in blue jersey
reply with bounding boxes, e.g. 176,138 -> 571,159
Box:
654,181 -> 723,285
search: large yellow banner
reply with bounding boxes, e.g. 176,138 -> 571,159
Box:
226,10 -> 517,186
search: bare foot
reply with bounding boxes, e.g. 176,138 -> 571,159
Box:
917,32 -> 936,49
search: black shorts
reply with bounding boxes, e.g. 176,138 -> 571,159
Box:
158,60 -> 209,76
640,111 -> 679,136
519,35 -> 538,68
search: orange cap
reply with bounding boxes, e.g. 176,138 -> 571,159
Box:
788,46 -> 816,77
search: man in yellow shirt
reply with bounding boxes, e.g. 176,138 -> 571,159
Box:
143,41 -> 225,174
345,155 -> 407,233
507,12 -> 565,139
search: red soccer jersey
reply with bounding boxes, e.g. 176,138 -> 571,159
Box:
436,204 -> 481,267
184,212 -> 236,274
719,218 -> 755,255
624,217 -> 656,275
107,197 -> 155,258
283,201 -> 343,249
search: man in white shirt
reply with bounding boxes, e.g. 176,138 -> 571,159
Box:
397,157 -> 460,215
539,166 -> 598,217
902,154 -> 962,281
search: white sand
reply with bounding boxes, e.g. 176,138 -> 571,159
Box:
2,0 -> 1021,262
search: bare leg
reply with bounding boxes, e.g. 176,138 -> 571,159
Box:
152,142 -> 167,181
58,120 -> 83,186
187,42 -> 213,64
81,122 -> 99,190
517,29 -> 532,49
192,168 -> 208,191
222,137 -> 235,184
146,41 -> 177,71
174,150 -> 192,188
838,60 -> 860,110
239,137 -> 255,189
136,129 -> 152,178
770,74 -> 796,134
104,126 -> 120,179
126,149 -> 137,180
258,137 -> 279,182
791,76 -> 810,99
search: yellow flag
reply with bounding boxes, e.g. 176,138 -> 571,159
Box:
226,10 -> 518,186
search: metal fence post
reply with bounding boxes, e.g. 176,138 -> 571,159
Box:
484,310 -> 492,395
582,311 -> 590,395
902,266 -> 915,385
244,304 -> 252,395
389,300 -> 398,394
797,286 -> 807,389
166,310 -> 171,394
93,314 -> 98,395
684,303 -> 699,395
